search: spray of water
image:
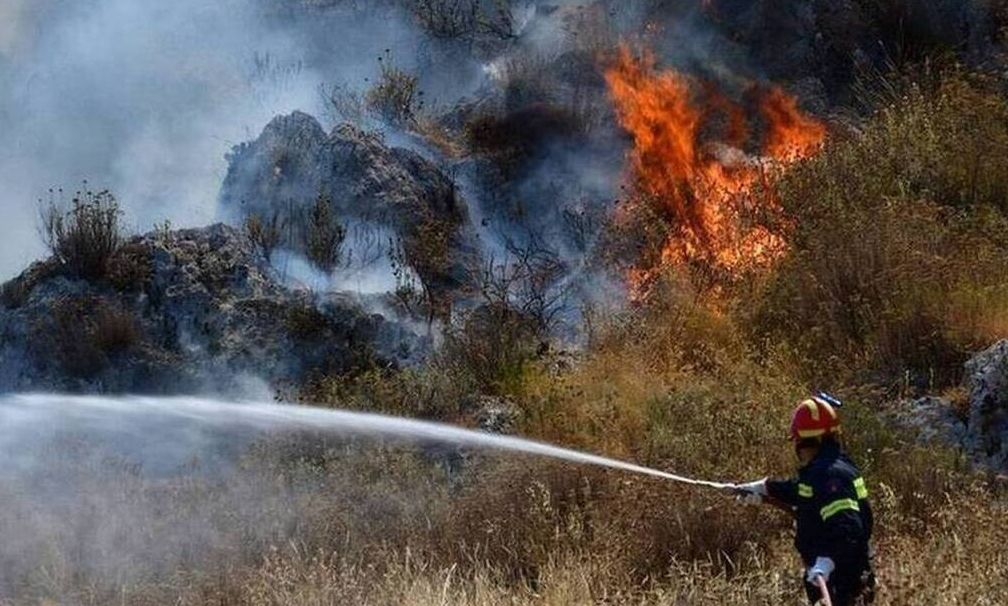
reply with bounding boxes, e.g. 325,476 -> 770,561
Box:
0,393 -> 735,489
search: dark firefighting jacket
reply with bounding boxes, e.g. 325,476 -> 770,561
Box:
766,441 -> 873,571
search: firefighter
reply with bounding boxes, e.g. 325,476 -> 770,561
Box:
734,394 -> 876,605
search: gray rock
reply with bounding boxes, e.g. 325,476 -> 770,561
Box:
898,395 -> 967,447
219,111 -> 478,293
471,395 -> 522,434
964,339 -> 1008,469
897,340 -> 1008,471
0,224 -> 426,395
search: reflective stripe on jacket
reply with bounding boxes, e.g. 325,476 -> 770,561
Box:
766,441 -> 873,569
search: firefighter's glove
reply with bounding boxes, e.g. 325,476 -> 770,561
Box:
805,557 -> 835,584
733,478 -> 767,505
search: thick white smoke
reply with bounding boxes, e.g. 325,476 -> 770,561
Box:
0,0 -> 433,280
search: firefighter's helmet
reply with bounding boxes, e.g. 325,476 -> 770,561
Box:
789,393 -> 842,441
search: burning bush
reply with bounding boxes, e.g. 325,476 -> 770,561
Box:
603,45 -> 826,297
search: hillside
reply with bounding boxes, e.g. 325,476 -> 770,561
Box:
1,1 -> 1007,604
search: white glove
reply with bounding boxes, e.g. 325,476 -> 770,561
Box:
733,478 -> 768,505
806,556 -> 835,584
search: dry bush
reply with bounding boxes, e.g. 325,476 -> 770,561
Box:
366,50 -> 424,126
389,216 -> 456,329
39,187 -> 126,281
303,193 -> 346,272
105,240 -> 153,293
300,365 -> 474,420
91,303 -> 141,355
245,212 -> 285,262
750,73 -> 1008,388
440,303 -> 540,395
407,0 -> 518,43
31,297 -> 141,379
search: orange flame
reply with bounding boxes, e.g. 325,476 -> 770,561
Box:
604,45 -> 825,297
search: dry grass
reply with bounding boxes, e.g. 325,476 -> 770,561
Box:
750,72 -> 1008,389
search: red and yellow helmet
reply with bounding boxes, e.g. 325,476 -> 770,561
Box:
789,394 -> 841,441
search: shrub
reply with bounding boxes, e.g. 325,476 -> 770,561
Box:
91,302 -> 141,355
389,216 -> 456,329
39,187 -> 125,281
749,73 -> 1008,388
303,193 -> 346,272
407,0 -> 518,42
32,297 -> 141,379
245,212 -> 285,262
365,49 -> 423,126
440,302 -> 540,395
285,304 -> 331,342
106,240 -> 153,293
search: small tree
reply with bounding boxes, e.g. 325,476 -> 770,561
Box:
304,193 -> 346,272
388,220 -> 453,332
245,212 -> 285,262
39,187 -> 125,281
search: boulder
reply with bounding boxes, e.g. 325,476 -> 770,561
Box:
964,339 -> 1008,469
897,395 -> 967,447
897,340 -> 1008,471
0,224 -> 426,395
219,111 -> 477,293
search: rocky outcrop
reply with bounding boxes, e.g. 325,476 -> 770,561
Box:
964,340 -> 1008,469
900,340 -> 1008,470
0,224 -> 425,394
219,111 -> 477,292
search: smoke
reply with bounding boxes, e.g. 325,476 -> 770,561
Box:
0,392 -> 727,599
0,0 -> 433,280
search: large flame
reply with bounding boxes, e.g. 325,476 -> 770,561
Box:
604,45 -> 825,297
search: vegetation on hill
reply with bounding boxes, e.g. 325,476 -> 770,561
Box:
4,2 -> 1008,604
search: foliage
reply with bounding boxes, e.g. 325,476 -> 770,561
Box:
39,186 -> 126,281
303,193 -> 346,272
389,216 -> 456,329
245,212 -> 285,262
750,73 -> 1008,389
105,240 -> 153,293
366,49 -> 424,126
31,297 -> 141,379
